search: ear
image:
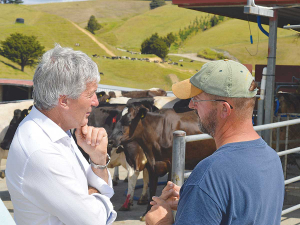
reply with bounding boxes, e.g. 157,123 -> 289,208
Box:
138,107 -> 148,120
116,146 -> 124,153
58,95 -> 68,108
97,91 -> 105,98
220,102 -> 231,119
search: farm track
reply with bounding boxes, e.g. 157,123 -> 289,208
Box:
169,53 -> 211,63
69,20 -> 116,57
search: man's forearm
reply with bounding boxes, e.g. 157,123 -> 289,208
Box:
91,167 -> 109,184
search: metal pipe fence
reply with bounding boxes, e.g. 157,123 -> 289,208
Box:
172,116 -> 300,216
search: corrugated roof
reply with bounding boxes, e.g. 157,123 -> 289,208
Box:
0,79 -> 33,87
172,0 -> 300,30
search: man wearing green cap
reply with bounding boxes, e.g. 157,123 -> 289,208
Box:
145,60 -> 284,225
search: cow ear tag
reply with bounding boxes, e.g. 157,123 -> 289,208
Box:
25,109 -> 31,117
106,99 -> 109,102
99,94 -> 103,97
141,113 -> 144,118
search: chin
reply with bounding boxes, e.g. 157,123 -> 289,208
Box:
80,119 -> 88,127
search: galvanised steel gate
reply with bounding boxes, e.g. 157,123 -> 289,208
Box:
172,117 -> 300,216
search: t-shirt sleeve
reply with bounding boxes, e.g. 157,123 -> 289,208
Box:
175,184 -> 222,225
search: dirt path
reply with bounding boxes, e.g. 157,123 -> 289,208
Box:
168,74 -> 179,84
69,20 -> 116,57
168,53 -> 211,63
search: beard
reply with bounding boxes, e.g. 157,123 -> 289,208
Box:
197,109 -> 217,137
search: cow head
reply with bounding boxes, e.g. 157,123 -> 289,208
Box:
108,104 -> 148,148
1,108 -> 29,150
97,91 -> 111,103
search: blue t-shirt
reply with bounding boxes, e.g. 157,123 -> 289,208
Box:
175,138 -> 284,225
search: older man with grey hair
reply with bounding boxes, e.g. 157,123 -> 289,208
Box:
6,44 -> 117,225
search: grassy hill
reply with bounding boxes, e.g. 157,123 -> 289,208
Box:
0,4 -> 107,55
180,18 -> 300,66
0,2 -> 198,90
98,4 -> 207,51
0,1 -> 299,90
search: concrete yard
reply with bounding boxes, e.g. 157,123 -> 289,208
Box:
1,159 -> 300,224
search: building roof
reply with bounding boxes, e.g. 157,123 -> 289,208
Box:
0,79 -> 33,87
172,0 -> 300,30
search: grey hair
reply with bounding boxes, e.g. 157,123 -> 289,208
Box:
33,44 -> 100,110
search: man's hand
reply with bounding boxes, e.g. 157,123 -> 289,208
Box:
151,181 -> 180,211
75,125 -> 108,165
88,186 -> 99,195
145,196 -> 174,225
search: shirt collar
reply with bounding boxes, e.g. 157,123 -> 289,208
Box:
29,105 -> 70,143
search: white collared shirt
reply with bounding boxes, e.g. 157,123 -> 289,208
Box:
6,106 -> 117,225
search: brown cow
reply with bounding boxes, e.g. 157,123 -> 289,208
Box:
109,103 -> 216,219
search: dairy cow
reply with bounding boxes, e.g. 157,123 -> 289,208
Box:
109,103 -> 217,219
75,103 -> 150,210
0,107 -> 31,177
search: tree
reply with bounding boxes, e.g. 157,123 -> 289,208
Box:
164,32 -> 176,47
86,15 -> 102,34
151,38 -> 169,59
0,33 -> 45,72
141,33 -> 169,59
150,0 -> 166,10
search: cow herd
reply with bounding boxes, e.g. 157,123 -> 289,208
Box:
3,90 -> 300,219
0,88 -> 217,219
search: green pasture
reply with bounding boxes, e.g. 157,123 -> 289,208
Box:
94,57 -> 192,90
180,18 -> 299,66
0,55 -> 34,80
98,4 -> 208,51
30,0 -> 151,28
0,4 -> 107,56
0,1 -> 300,89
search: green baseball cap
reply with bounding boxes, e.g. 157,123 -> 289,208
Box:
172,59 -> 257,99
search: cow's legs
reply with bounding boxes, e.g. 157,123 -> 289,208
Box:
140,161 -> 170,221
140,165 -> 158,221
119,162 -> 139,211
0,149 -> 7,179
112,166 -> 119,186
137,168 -> 149,205
0,156 -> 2,179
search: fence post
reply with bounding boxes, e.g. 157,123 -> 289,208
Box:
283,115 -> 290,180
172,130 -> 186,187
276,115 -> 280,152
257,98 -> 264,136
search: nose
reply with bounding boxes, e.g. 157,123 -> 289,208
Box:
92,93 -> 99,107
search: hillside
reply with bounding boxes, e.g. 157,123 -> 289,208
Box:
0,2 -> 198,90
180,18 -> 300,66
98,4 -> 207,50
0,1 -> 299,90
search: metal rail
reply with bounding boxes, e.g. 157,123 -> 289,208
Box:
172,116 -> 300,217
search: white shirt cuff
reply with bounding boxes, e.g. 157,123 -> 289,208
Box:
86,165 -> 114,198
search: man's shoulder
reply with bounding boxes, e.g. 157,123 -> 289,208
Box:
11,116 -> 52,156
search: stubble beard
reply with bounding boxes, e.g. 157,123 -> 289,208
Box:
197,109 -> 217,137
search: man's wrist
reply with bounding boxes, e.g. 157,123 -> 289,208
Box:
89,154 -> 110,169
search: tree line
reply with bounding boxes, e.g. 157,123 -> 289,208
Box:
140,14 -> 225,59
178,15 -> 224,43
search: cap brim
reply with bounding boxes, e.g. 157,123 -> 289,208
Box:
172,79 -> 203,99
